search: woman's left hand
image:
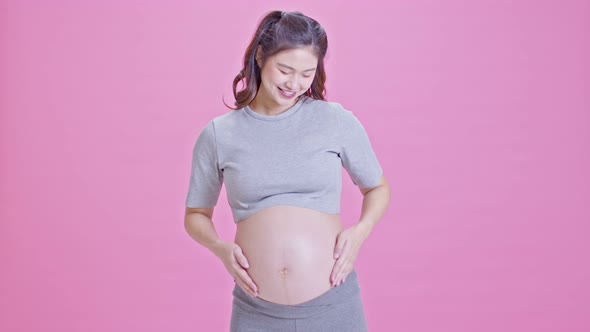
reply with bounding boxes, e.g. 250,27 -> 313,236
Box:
330,223 -> 370,287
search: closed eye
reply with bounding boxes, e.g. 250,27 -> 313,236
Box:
278,67 -> 312,78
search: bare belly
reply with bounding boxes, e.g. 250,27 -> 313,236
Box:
234,205 -> 343,305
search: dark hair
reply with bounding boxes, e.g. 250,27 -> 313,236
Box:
224,10 -> 328,110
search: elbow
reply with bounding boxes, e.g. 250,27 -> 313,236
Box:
360,175 -> 389,196
184,206 -> 214,223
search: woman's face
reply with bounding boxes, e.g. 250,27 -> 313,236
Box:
255,46 -> 318,111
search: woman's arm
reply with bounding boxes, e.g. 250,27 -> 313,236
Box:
184,207 -> 259,297
355,175 -> 391,240
184,207 -> 225,255
331,175 -> 391,286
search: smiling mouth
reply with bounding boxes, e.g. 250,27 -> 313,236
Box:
278,87 -> 297,98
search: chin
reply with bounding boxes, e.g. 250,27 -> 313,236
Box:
274,95 -> 298,105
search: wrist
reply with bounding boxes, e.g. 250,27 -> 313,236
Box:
354,221 -> 373,240
209,239 -> 226,257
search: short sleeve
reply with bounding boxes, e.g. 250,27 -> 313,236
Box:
185,120 -> 224,208
338,109 -> 383,189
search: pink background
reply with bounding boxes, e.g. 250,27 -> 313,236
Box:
1,0 -> 589,331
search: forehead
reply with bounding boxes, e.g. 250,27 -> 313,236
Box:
270,46 -> 318,68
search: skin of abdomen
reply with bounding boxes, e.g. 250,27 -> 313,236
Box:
234,205 -> 343,305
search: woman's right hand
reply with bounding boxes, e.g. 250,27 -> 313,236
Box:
213,241 -> 259,297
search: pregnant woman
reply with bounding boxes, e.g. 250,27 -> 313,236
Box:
184,10 -> 391,332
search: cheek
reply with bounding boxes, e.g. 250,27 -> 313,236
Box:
303,77 -> 315,88
260,67 -> 279,84
261,73 -> 280,88
261,75 -> 280,91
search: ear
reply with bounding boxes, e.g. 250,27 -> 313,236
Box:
256,45 -> 263,67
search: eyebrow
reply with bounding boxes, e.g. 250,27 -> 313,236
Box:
277,63 -> 316,72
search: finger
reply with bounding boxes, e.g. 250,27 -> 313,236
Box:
237,281 -> 257,298
330,262 -> 339,285
339,265 -> 352,285
336,240 -> 352,262
343,267 -> 351,283
336,263 -> 351,286
334,237 -> 348,259
235,276 -> 257,297
331,261 -> 343,286
333,254 -> 346,271
332,247 -> 352,284
238,269 -> 258,294
331,271 -> 337,286
233,246 -> 250,269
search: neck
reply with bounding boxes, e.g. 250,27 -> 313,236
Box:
250,91 -> 299,115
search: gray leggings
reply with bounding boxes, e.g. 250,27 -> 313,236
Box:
230,268 -> 368,332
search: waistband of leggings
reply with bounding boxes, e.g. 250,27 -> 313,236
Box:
232,268 -> 361,319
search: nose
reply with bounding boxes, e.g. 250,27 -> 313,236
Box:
285,75 -> 300,91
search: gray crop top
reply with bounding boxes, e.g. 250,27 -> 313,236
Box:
185,96 -> 383,223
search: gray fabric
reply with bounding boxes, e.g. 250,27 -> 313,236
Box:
230,269 -> 368,332
185,96 -> 383,223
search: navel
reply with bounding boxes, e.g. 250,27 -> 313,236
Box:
278,266 -> 289,278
